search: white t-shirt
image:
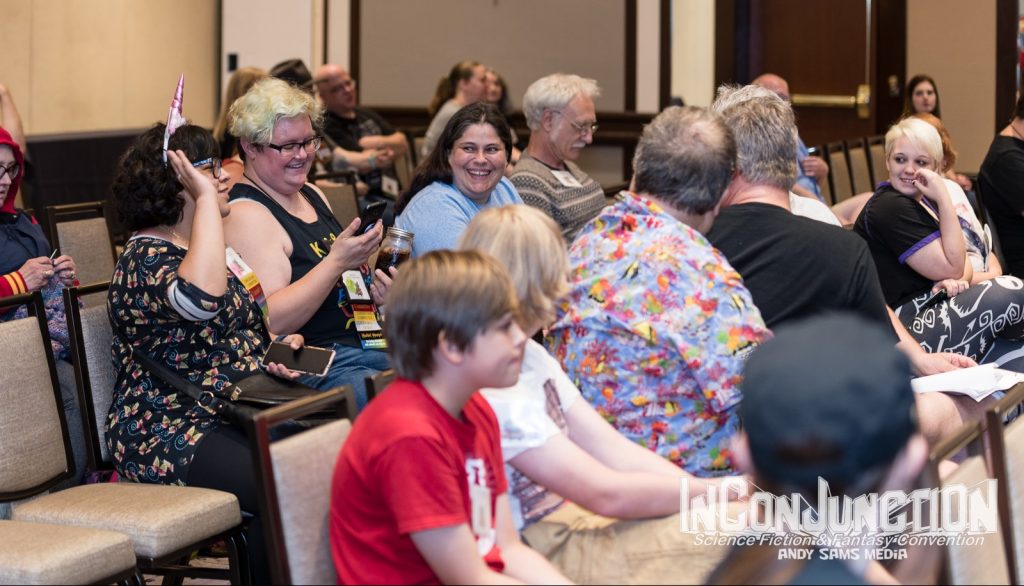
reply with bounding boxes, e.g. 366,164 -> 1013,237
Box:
789,192 -> 841,226
480,339 -> 580,530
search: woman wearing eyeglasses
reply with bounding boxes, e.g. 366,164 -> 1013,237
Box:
223,77 -> 390,407
0,125 -> 88,488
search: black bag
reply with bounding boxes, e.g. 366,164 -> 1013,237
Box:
130,346 -> 331,427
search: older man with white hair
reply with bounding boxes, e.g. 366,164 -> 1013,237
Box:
511,73 -> 606,240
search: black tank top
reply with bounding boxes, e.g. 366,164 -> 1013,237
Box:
229,182 -> 361,348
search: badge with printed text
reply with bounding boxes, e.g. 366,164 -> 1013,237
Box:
551,169 -> 583,188
381,175 -> 400,198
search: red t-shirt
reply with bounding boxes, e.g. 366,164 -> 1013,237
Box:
330,378 -> 508,584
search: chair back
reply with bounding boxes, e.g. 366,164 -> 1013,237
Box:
867,135 -> 887,187
845,137 -> 873,194
931,420 -> 1011,585
986,383 -> 1024,584
319,183 -> 360,226
825,142 -> 854,204
0,292 -> 74,501
364,369 -> 396,402
973,179 -> 1008,268
63,282 -> 116,470
45,202 -> 116,306
393,140 -> 415,192
247,387 -> 355,584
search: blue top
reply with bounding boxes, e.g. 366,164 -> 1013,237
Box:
396,177 -> 523,257
795,136 -> 823,202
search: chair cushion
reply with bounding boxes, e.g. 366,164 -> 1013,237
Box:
0,519 -> 135,585
12,483 -> 241,558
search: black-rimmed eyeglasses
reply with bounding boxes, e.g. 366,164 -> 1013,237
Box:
191,157 -> 223,179
0,163 -> 21,181
265,137 -> 322,157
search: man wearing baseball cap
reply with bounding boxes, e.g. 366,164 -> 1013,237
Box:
708,313 -> 934,585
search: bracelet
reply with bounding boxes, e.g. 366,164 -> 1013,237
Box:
369,154 -> 378,171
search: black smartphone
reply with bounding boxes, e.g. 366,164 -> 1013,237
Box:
358,200 -> 388,235
260,341 -> 335,376
921,289 -> 948,310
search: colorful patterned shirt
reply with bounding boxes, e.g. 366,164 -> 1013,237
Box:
547,192 -> 770,476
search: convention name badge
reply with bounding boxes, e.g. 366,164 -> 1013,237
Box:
551,169 -> 583,188
225,247 -> 270,331
381,175 -> 400,199
340,268 -> 388,350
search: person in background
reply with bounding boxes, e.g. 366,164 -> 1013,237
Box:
223,78 -> 389,408
510,73 -> 606,241
396,102 -> 521,257
313,63 -> 407,222
213,67 -> 268,189
979,89 -> 1024,278
902,74 -> 973,192
707,314 -> 937,585
0,126 -> 85,493
752,73 -> 830,202
548,106 -> 769,476
461,205 -> 737,584
421,60 -> 487,159
329,250 -> 570,585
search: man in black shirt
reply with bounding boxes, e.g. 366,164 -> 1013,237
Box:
705,85 -> 979,430
313,64 -> 408,204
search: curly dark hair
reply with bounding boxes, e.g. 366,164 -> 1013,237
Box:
397,102 -> 512,215
112,123 -> 219,231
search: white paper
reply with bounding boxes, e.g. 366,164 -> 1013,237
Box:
911,363 -> 1024,402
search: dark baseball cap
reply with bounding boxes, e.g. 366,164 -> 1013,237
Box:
740,313 -> 918,490
270,59 -> 314,92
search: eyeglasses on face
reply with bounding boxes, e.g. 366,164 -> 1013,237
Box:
0,162 -> 20,181
191,157 -> 223,179
265,136 -> 322,157
553,110 -> 598,135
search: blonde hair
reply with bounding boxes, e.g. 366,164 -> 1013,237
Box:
213,67 -> 267,145
227,77 -> 323,151
458,205 -> 569,330
884,116 -> 943,170
384,250 -> 518,380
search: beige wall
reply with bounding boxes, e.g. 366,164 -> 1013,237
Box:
671,0 -> 716,107
907,0 -> 996,172
0,0 -> 218,135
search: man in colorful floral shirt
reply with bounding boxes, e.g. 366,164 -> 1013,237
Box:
547,106 -> 770,477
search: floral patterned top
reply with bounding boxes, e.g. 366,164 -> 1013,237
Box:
547,192 -> 770,476
106,237 -> 269,485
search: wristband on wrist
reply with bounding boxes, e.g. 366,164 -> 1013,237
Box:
369,154 -> 378,171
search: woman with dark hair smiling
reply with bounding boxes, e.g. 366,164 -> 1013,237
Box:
396,102 -> 522,257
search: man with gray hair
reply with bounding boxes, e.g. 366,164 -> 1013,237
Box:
511,73 -> 606,240
706,84 -> 982,444
549,106 -> 769,476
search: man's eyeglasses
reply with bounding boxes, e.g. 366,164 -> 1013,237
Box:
553,111 -> 598,135
265,136 -> 322,157
0,163 -> 21,181
191,157 -> 223,179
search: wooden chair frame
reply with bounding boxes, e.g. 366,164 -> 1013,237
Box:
985,382 -> 1024,585
44,201 -> 117,264
364,368 -> 396,403
246,387 -> 354,584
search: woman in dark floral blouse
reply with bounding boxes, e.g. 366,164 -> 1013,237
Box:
106,123 -> 301,582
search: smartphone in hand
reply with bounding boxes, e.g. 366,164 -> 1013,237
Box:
260,341 -> 335,377
358,200 -> 388,235
921,289 -> 948,310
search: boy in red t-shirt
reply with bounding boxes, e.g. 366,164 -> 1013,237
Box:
329,250 -> 571,585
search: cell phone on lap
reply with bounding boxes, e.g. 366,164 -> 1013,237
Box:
260,341 -> 335,377
921,289 -> 948,310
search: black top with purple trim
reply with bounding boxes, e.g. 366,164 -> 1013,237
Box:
852,184 -> 938,308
